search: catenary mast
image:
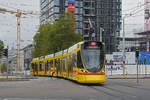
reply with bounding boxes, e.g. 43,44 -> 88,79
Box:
145,0 -> 150,51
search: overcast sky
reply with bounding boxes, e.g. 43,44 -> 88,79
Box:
0,0 -> 146,49
122,0 -> 145,37
0,0 -> 40,49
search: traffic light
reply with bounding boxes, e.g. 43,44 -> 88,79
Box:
136,49 -> 139,58
3,49 -> 8,57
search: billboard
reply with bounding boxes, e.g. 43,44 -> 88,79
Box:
139,52 -> 150,65
68,0 -> 75,14
145,9 -> 150,19
112,52 -> 136,64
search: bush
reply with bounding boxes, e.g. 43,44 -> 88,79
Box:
0,64 -> 7,73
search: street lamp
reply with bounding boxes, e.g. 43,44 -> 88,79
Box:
122,14 -> 134,75
122,16 -> 126,76
100,27 -> 104,42
122,14 -> 132,76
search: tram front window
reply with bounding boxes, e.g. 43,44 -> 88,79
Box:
81,43 -> 104,73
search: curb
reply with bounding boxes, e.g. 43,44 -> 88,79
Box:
0,78 -> 30,81
108,78 -> 150,79
107,76 -> 150,79
0,77 -> 38,81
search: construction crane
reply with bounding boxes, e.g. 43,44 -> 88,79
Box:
0,8 -> 40,71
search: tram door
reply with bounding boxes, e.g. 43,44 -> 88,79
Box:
55,59 -> 58,77
67,56 -> 70,78
49,60 -> 53,75
70,55 -> 73,78
58,59 -> 61,77
68,55 -> 73,78
35,63 -> 38,75
45,61 -> 49,75
55,59 -> 60,77
63,57 -> 67,77
72,54 -> 77,78
60,59 -> 62,77
31,63 -> 35,76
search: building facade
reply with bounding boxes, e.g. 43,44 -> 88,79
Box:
40,0 -> 122,53
7,48 -> 24,73
23,44 -> 34,71
118,37 -> 143,52
8,48 -> 17,73
40,0 -> 83,34
7,44 -> 34,74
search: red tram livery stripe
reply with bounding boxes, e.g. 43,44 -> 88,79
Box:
31,71 -> 105,75
78,73 -> 105,75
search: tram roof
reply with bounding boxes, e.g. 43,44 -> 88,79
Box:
32,41 -> 84,61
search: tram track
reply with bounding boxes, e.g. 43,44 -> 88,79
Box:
82,84 -> 137,100
110,81 -> 150,92
101,85 -> 136,97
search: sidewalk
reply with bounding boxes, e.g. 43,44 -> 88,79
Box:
107,74 -> 150,79
0,75 -> 37,81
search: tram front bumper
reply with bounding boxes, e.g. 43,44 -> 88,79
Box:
77,75 -> 106,84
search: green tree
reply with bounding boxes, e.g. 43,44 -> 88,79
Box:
54,12 -> 83,51
0,64 -> 7,73
32,23 -> 57,57
0,40 -> 4,57
32,12 -> 83,58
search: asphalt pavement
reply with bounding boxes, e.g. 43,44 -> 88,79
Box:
0,77 -> 150,100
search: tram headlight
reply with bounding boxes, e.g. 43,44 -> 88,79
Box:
102,70 -> 105,73
81,70 -> 87,73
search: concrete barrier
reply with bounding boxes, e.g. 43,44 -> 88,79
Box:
106,64 -> 150,75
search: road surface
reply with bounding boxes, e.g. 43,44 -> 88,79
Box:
0,77 -> 150,100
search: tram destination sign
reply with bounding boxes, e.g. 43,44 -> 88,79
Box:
84,41 -> 101,49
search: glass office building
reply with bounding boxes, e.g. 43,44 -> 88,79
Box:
40,0 -> 83,34
40,0 -> 122,53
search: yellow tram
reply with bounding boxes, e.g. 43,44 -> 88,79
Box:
30,41 -> 106,83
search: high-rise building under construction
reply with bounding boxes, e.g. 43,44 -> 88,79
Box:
40,0 -> 122,53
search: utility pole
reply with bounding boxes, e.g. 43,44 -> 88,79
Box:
6,46 -> 9,79
136,49 -> 139,83
100,27 -> 104,42
122,17 -> 126,76
17,9 -> 21,71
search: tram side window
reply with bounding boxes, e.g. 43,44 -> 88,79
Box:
31,63 -> 34,70
50,60 -> 53,68
45,61 -> 49,71
73,54 -> 77,67
68,55 -> 73,71
60,59 -> 61,71
55,59 -> 57,68
39,62 -> 44,71
35,63 -> 38,71
58,59 -> 60,71
63,57 -> 67,71
47,61 -> 50,70
77,51 -> 84,68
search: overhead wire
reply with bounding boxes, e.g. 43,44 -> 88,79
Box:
123,1 -> 148,13
123,3 -> 142,12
